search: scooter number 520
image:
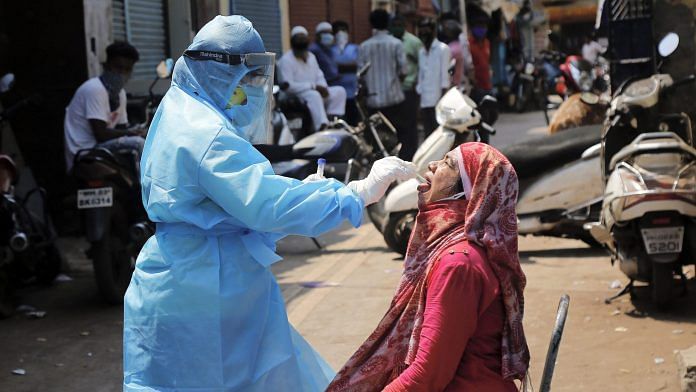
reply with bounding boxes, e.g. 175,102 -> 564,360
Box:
77,187 -> 113,209
640,227 -> 684,255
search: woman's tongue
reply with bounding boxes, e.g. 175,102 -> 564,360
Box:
417,179 -> 431,193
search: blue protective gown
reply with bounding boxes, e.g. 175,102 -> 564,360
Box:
123,16 -> 364,391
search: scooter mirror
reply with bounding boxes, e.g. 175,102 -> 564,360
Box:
0,73 -> 15,93
156,58 -> 174,79
580,92 -> 600,105
658,32 -> 679,58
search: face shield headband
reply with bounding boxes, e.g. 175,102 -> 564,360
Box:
183,50 -> 276,144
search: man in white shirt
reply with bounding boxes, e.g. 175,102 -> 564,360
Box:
64,41 -> 145,171
581,35 -> 606,64
278,26 -> 346,131
416,19 -> 451,137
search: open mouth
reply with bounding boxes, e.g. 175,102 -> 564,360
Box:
417,174 -> 432,193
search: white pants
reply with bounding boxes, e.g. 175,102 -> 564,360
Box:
297,86 -> 346,130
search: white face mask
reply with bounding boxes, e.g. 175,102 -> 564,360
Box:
336,31 -> 349,48
320,32 -> 334,46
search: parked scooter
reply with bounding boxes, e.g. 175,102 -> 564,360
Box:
587,33 -> 696,309
373,87 -> 498,254
264,63 -> 399,184
0,81 -> 61,316
557,55 -> 594,97
70,59 -> 172,304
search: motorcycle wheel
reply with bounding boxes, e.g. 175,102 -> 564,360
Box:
651,262 -> 674,310
91,233 -> 135,305
382,210 -> 416,256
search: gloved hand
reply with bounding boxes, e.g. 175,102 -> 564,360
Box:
302,173 -> 325,183
347,157 -> 417,206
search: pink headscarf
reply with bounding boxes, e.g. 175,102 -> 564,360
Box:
327,143 -> 529,392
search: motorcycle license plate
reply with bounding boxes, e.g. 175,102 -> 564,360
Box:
287,118 -> 303,130
77,187 -> 113,209
641,226 -> 684,255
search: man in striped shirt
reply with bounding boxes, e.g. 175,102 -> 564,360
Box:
359,9 -> 416,160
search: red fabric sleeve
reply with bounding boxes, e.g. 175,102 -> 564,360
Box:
383,252 -> 484,392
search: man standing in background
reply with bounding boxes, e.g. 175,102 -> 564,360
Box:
416,18 -> 451,137
359,9 -> 416,160
332,20 -> 360,125
389,15 -> 423,147
390,15 -> 422,149
468,9 -> 493,101
441,19 -> 464,88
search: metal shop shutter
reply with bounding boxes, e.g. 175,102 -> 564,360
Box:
231,0 -> 282,55
112,0 -> 168,81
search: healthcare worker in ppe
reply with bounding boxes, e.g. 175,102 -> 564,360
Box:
123,15 -> 416,392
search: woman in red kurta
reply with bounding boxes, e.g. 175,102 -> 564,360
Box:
327,143 -> 530,392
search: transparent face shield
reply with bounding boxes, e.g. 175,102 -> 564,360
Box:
184,50 -> 276,143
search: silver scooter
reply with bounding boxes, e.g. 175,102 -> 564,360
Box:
587,33 -> 696,309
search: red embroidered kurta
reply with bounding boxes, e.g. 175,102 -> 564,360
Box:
384,242 -> 517,392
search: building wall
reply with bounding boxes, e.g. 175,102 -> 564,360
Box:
287,0 -> 373,46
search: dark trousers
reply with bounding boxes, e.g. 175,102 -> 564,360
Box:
370,100 -> 418,161
421,107 -> 438,138
402,88 -> 419,145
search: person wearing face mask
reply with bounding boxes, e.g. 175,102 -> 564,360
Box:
310,21 -> 340,86
467,7 -> 493,100
331,20 -> 360,125
416,18 -> 451,137
123,15 -> 416,391
328,143 -> 529,392
279,25 -> 346,131
63,41 -> 144,171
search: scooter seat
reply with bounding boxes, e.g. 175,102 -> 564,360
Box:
500,124 -> 602,180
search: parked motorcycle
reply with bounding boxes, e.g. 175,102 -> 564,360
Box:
0,83 -> 61,316
557,55 -> 594,97
510,56 -> 548,113
71,59 -> 172,304
587,33 -> 696,309
264,63 -> 399,184
374,87 -> 498,254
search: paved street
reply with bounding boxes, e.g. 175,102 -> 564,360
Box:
0,112 -> 694,391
